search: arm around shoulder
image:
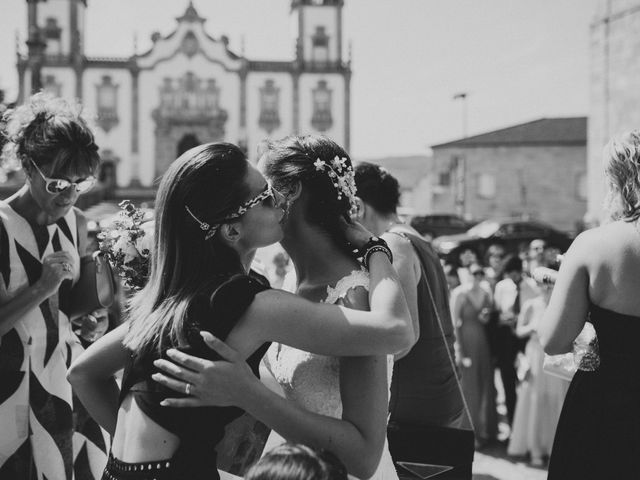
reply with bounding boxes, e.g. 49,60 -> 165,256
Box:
247,280 -> 412,357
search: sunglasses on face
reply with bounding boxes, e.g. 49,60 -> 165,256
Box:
30,159 -> 97,195
225,183 -> 283,221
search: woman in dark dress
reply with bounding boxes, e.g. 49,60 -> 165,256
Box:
67,142 -> 413,480
540,130 -> 640,479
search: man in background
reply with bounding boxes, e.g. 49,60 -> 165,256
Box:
354,162 -> 465,428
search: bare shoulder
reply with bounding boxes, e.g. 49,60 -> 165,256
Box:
382,231 -> 419,269
570,222 -> 640,262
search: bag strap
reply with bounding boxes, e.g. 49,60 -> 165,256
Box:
389,230 -> 475,431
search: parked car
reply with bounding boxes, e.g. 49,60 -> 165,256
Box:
432,218 -> 573,264
408,214 -> 475,240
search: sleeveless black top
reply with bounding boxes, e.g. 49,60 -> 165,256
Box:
119,273 -> 270,479
548,303 -> 640,479
388,231 -> 464,427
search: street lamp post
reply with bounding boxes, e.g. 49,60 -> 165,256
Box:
452,92 -> 468,217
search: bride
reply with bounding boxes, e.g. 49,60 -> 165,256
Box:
155,135 -> 408,479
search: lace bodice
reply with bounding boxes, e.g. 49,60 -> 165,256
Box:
264,268 -> 394,416
263,269 -> 398,479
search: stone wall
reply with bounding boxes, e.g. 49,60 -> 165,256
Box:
430,145 -> 587,232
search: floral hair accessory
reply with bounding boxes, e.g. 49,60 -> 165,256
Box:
314,155 -> 358,217
98,200 -> 152,290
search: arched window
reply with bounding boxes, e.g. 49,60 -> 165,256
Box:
311,80 -> 332,132
96,75 -> 119,132
259,79 -> 281,134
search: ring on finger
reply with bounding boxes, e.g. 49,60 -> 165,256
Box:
185,383 -> 192,396
62,262 -> 71,272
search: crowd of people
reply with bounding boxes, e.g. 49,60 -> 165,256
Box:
448,241 -> 569,466
0,90 -> 638,480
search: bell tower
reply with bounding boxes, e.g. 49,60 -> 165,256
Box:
291,0 -> 344,66
23,0 -> 86,97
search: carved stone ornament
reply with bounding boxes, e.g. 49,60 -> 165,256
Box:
181,31 -> 200,58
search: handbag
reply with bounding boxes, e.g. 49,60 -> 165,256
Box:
69,251 -> 116,320
387,236 -> 475,480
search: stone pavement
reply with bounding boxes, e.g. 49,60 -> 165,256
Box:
472,442 -> 547,480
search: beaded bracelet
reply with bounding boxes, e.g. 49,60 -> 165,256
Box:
355,236 -> 393,269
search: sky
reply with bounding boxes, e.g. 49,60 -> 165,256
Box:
0,0 -> 600,159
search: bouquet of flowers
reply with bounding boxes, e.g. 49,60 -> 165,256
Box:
98,200 -> 153,290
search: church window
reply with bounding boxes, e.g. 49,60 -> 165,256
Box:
44,17 -> 62,40
311,26 -> 329,64
158,72 -> 221,116
43,75 -> 62,97
311,80 -> 333,132
259,79 -> 281,134
95,75 -> 119,133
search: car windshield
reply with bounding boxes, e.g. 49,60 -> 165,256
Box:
467,220 -> 500,238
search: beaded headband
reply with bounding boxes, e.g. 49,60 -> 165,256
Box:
185,184 -> 276,240
313,156 -> 358,217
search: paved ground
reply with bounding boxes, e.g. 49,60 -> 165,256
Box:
473,442 -> 547,480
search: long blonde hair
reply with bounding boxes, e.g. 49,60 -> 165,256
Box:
124,143 -> 250,355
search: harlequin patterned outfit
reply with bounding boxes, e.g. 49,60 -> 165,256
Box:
0,200 -> 109,480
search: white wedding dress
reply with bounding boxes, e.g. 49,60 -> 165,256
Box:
262,269 -> 398,480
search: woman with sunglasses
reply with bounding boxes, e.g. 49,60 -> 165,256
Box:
0,93 -> 104,479
67,142 -> 413,480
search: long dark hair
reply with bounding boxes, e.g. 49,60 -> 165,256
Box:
124,142 -> 250,354
259,135 -> 354,256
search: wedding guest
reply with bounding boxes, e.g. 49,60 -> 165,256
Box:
492,255 -> 540,427
245,443 -> 347,480
507,281 -> 568,467
443,262 -> 461,292
353,161 -> 465,428
483,243 -> 505,293
525,239 -> 547,276
0,92 -> 107,479
456,248 -> 478,286
451,264 -> 497,446
68,142 -> 413,480
541,130 -> 640,479
267,251 -> 290,289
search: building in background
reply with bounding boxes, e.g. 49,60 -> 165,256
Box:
16,0 -> 351,190
588,0 -> 640,224
428,117 -> 587,232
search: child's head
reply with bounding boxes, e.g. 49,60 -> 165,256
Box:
245,443 -> 347,480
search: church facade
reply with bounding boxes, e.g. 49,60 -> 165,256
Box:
17,0 -> 351,188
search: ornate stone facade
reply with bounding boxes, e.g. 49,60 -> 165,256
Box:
17,0 -> 351,187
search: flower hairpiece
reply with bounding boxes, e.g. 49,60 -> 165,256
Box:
314,156 -> 358,217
